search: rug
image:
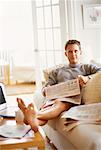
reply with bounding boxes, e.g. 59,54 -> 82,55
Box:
6,83 -> 36,96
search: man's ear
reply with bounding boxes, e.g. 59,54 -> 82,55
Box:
65,51 -> 67,57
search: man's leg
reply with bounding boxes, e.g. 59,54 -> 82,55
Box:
37,99 -> 72,120
17,98 -> 48,131
17,98 -> 40,132
17,98 -> 72,132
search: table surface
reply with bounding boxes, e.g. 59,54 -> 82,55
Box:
0,113 -> 45,150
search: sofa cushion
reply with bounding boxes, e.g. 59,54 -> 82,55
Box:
33,90 -> 46,110
90,60 -> 101,67
43,64 -> 66,81
82,72 -> 101,104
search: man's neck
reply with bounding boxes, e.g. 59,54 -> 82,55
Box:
69,63 -> 81,68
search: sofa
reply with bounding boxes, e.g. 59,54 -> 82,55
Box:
34,63 -> 101,150
12,65 -> 36,83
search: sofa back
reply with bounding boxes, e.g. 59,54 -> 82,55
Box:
43,64 -> 66,81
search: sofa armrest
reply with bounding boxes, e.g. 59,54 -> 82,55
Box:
33,90 -> 46,110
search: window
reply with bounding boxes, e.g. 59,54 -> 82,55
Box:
32,0 -> 67,70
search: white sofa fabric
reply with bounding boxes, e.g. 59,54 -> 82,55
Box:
43,119 -> 101,150
34,91 -> 101,150
34,61 -> 101,150
12,65 -> 35,83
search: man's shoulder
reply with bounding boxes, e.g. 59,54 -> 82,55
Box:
80,63 -> 95,68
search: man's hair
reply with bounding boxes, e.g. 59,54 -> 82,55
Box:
65,40 -> 81,50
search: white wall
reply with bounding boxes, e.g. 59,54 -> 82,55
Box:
0,0 -> 34,66
66,0 -> 101,63
0,0 -> 101,67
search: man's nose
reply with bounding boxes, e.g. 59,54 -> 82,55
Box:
71,51 -> 75,55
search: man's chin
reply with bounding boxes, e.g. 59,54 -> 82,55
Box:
70,61 -> 78,64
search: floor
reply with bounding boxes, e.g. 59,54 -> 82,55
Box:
6,82 -> 36,96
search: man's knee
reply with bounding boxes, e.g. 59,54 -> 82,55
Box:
57,102 -> 70,111
62,102 -> 72,110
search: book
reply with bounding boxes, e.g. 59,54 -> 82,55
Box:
62,103 -> 101,122
0,124 -> 31,138
45,79 -> 81,104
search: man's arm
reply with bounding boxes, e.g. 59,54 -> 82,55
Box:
84,64 -> 101,76
78,64 -> 101,87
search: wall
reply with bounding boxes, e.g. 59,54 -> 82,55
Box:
0,0 -> 101,66
66,0 -> 101,63
0,0 -> 34,66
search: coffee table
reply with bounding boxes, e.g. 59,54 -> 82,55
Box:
0,119 -> 45,150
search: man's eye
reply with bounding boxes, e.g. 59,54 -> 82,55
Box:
68,51 -> 72,53
75,50 -> 78,53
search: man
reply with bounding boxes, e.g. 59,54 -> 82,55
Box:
17,40 -> 101,132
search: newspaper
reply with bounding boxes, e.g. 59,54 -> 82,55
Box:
45,79 -> 80,100
63,119 -> 101,132
0,124 -> 31,138
62,103 -> 101,121
62,103 -> 101,132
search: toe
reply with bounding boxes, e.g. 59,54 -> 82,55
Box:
17,98 -> 26,112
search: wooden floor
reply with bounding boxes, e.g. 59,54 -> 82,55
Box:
6,82 -> 36,96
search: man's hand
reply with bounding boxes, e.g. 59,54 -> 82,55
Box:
77,75 -> 89,87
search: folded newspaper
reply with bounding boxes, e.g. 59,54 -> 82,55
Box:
62,103 -> 101,122
45,79 -> 80,100
0,124 -> 31,138
63,119 -> 101,132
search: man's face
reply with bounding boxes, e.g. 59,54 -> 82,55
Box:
65,44 -> 81,64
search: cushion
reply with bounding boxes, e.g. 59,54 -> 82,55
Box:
43,64 -> 66,81
82,72 -> 101,104
33,90 -> 45,110
90,59 -> 101,67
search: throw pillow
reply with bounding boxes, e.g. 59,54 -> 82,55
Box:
90,60 -> 101,67
82,72 -> 101,104
43,64 -> 66,81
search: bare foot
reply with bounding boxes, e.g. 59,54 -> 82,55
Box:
17,98 -> 28,125
17,98 -> 39,132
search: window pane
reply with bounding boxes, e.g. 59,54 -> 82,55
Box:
46,29 -> 53,50
37,8 -> 44,28
55,51 -> 63,65
52,5 -> 60,27
52,0 -> 59,4
47,51 -> 55,67
44,6 -> 52,28
36,0 -> 43,7
53,28 -> 61,50
43,0 -> 51,6
38,30 -> 45,50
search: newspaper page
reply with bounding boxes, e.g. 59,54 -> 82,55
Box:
0,124 -> 31,138
45,79 -> 80,100
62,103 -> 101,122
63,120 -> 101,132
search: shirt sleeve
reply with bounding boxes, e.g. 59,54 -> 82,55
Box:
85,64 -> 101,74
84,64 -> 101,79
